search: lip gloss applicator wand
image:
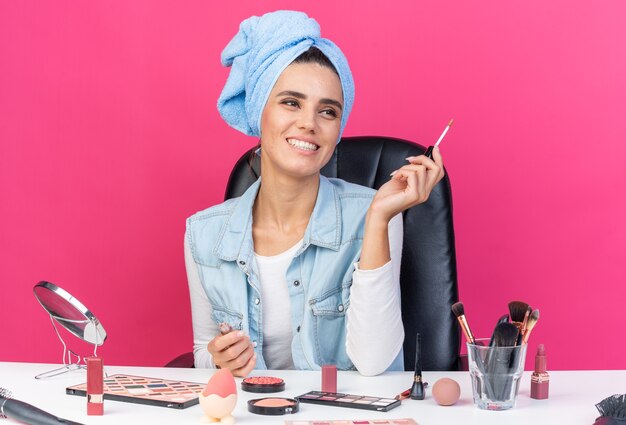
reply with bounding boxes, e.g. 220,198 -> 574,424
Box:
424,119 -> 454,159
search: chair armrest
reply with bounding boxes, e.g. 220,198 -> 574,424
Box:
164,352 -> 195,368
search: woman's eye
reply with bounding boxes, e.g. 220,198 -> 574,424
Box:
321,109 -> 338,118
281,99 -> 299,107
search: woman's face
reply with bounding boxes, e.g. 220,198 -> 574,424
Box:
259,62 -> 343,180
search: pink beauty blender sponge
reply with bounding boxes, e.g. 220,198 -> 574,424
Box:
198,369 -> 237,423
432,377 -> 461,406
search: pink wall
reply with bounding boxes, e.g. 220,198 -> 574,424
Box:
1,1 -> 625,370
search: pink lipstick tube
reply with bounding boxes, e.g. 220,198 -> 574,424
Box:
530,344 -> 549,400
322,365 -> 337,393
87,357 -> 104,415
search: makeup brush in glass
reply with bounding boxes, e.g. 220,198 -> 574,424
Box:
509,301 -> 531,345
508,301 -> 530,327
0,388 -> 85,425
487,323 -> 520,401
451,302 -> 476,344
488,314 -> 511,346
424,119 -> 454,159
522,309 -> 540,344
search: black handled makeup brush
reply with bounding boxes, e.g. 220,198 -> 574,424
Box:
0,388 -> 85,425
489,314 -> 510,346
487,323 -> 519,401
409,332 -> 425,400
594,394 -> 626,425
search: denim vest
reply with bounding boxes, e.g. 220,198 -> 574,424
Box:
186,175 -> 403,371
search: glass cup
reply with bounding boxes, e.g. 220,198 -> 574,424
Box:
467,339 -> 527,410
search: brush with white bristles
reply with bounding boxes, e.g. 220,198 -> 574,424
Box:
522,309 -> 540,344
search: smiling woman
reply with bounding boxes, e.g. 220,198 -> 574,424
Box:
184,10 -> 445,377
259,61 -> 343,180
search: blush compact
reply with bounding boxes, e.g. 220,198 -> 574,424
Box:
247,397 -> 299,415
241,376 -> 285,393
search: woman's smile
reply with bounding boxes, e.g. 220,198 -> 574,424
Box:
286,137 -> 320,153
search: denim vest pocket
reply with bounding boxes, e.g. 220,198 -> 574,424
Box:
210,305 -> 244,331
309,282 -> 354,370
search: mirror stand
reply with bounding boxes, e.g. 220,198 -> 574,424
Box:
34,314 -> 102,380
33,281 -> 108,380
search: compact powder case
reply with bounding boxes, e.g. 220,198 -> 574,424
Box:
241,376 -> 285,393
247,397 -> 299,415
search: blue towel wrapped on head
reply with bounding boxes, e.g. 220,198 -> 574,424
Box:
217,10 -> 354,142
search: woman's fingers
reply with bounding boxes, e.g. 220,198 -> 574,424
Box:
405,154 -> 443,179
222,338 -> 252,363
431,146 -> 445,169
392,153 -> 445,188
429,148 -> 446,184
210,330 -> 245,351
232,351 -> 257,377
390,169 -> 427,204
222,342 -> 255,371
208,332 -> 253,370
386,151 -> 447,209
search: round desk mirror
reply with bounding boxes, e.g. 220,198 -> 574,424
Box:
34,281 -> 107,345
33,281 -> 107,379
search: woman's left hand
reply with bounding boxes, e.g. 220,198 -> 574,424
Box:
369,147 -> 445,221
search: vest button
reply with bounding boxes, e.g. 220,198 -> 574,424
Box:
296,326 -> 301,332
239,260 -> 246,266
293,280 -> 300,287
253,341 -> 258,347
338,304 -> 344,312
254,298 -> 260,305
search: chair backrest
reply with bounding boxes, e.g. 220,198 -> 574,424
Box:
225,136 -> 460,371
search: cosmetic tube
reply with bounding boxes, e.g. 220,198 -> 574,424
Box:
530,344 -> 549,400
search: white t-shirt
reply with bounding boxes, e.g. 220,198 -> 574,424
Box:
186,213 -> 404,376
254,239 -> 302,369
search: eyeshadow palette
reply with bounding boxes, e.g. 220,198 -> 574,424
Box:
296,391 -> 401,412
66,374 -> 204,409
285,419 -> 418,425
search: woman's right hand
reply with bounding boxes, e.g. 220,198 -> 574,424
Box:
207,331 -> 257,377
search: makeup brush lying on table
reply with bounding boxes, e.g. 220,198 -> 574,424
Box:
0,387 -> 85,425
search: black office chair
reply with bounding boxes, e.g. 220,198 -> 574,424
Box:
167,136 -> 460,371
